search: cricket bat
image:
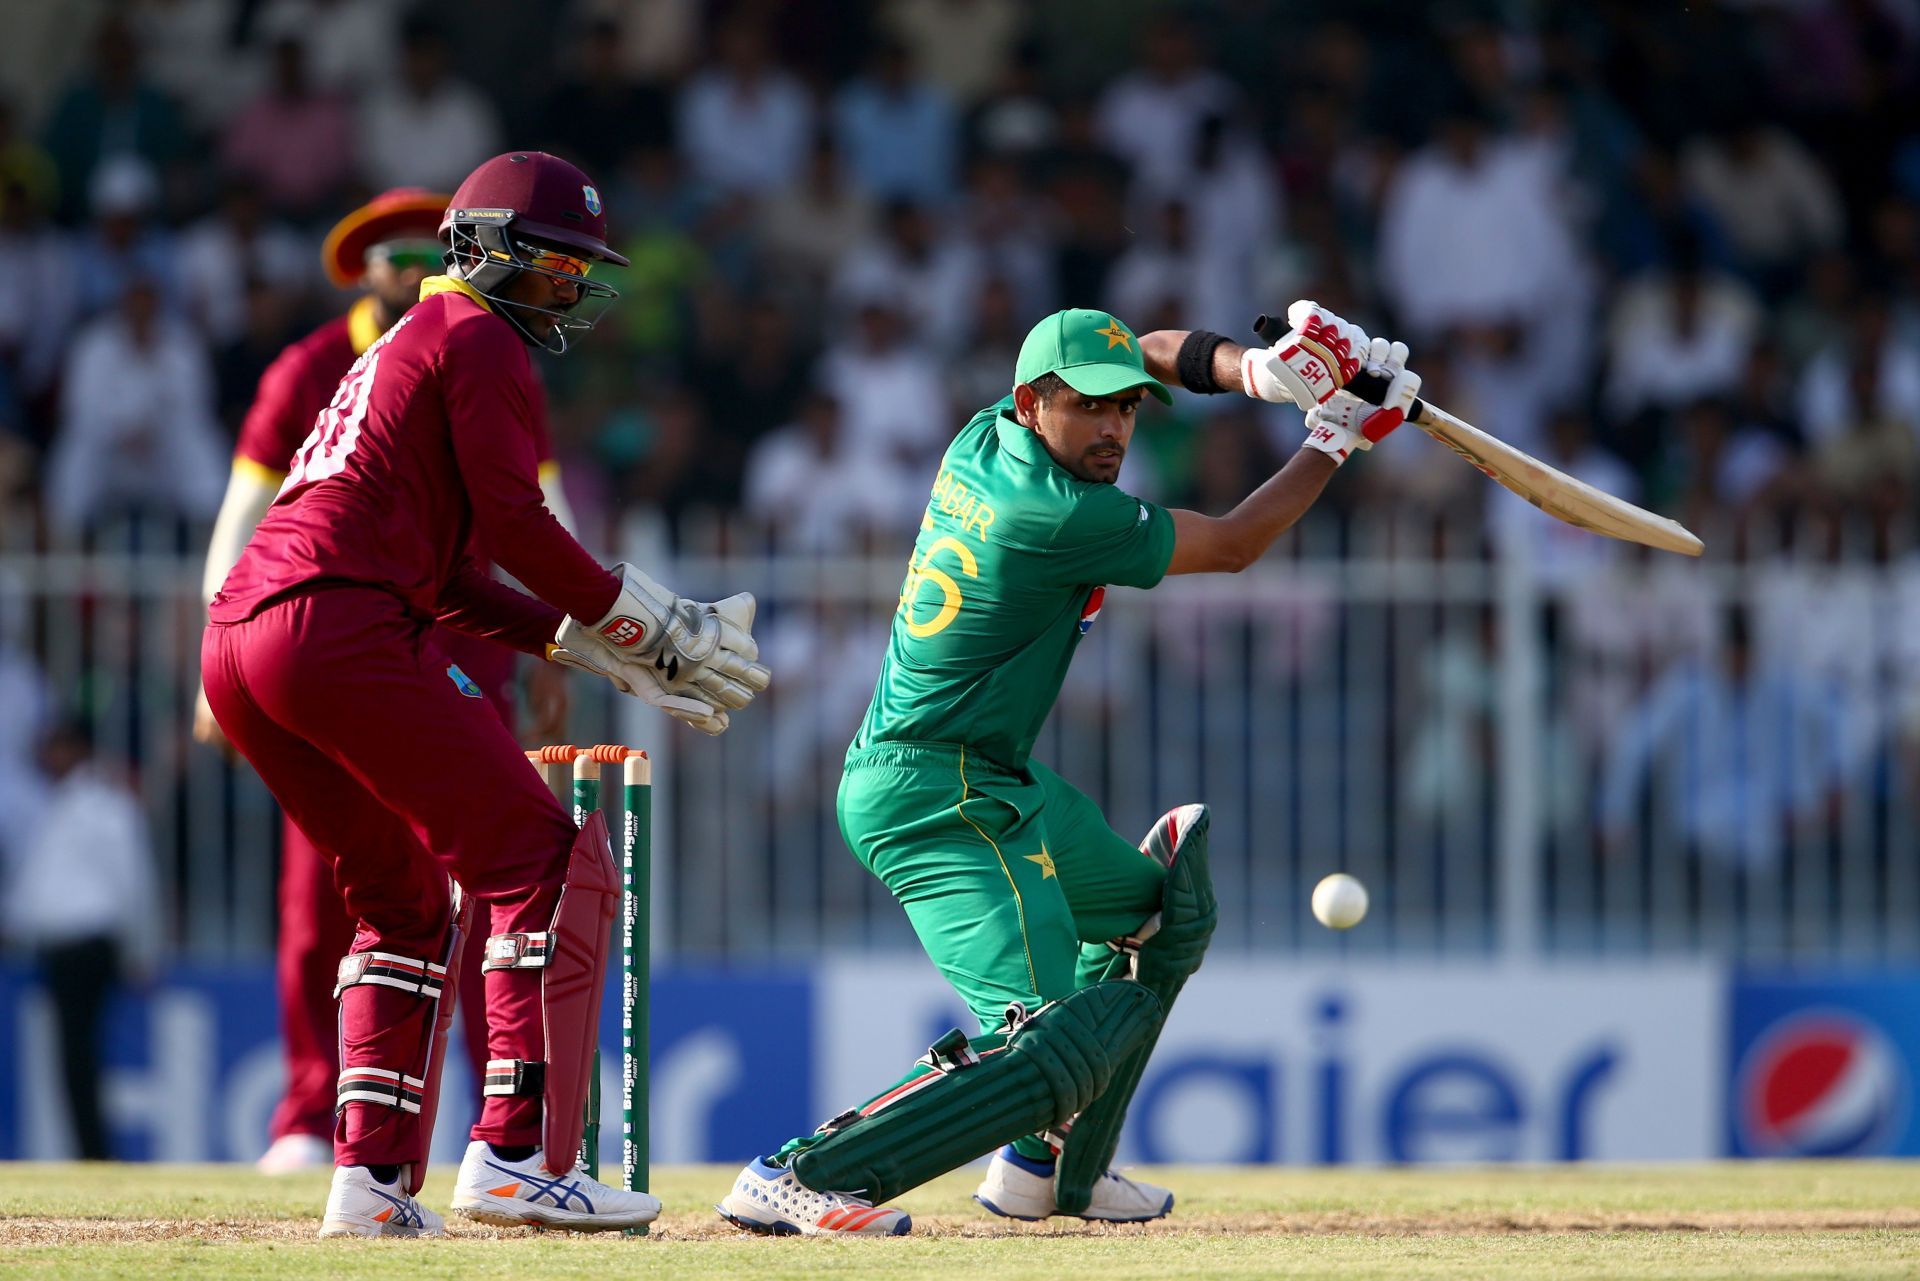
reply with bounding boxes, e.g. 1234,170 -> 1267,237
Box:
1252,315 -> 1705,557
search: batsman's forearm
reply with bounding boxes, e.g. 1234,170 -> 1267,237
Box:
1140,330 -> 1250,396
1167,448 -> 1337,574
1221,448 -> 1338,552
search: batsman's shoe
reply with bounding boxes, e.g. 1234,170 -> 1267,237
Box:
717,1156 -> 911,1236
974,1145 -> 1173,1223
449,1140 -> 661,1231
318,1164 -> 445,1238
258,1132 -> 332,1175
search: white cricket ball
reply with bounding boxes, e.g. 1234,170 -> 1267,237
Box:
1312,873 -> 1369,930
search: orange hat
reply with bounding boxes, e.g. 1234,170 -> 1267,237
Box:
320,187 -> 450,288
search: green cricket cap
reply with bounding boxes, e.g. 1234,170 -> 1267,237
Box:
1014,308 -> 1173,405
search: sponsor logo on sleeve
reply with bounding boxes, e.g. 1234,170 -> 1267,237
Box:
1077,586 -> 1105,635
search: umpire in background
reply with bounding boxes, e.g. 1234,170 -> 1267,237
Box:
0,721 -> 161,1159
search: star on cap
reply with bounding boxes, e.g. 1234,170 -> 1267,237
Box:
1095,320 -> 1133,351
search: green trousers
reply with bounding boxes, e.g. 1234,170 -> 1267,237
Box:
838,741 -> 1165,1032
772,741 -> 1167,1168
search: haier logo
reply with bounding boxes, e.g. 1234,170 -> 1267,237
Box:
816,963 -> 1720,1165
1126,994 -> 1621,1165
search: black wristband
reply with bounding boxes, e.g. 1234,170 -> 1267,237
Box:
1176,330 -> 1231,394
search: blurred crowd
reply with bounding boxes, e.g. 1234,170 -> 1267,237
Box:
2,0 -> 1920,970
0,0 -> 1914,554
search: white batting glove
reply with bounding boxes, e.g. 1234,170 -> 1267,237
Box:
1301,337 -> 1420,465
1242,300 -> 1371,407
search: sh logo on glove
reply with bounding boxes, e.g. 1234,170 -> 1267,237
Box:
599,616 -> 648,648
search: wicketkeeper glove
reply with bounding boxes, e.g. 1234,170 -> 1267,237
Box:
548,563 -> 772,735
1242,299 -> 1371,408
1301,337 -> 1421,465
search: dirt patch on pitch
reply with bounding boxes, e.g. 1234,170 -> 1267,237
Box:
7,1207 -> 1918,1245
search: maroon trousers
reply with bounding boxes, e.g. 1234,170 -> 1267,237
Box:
205,586 -> 576,1164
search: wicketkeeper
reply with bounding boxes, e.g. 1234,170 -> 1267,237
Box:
719,302 -> 1419,1235
202,152 -> 771,1237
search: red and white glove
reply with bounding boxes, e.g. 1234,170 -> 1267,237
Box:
1242,299 -> 1371,407
1301,338 -> 1420,464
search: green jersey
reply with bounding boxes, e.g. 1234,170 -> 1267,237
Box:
852,395 -> 1177,769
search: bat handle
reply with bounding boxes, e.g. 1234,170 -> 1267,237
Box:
1251,313 -> 1429,423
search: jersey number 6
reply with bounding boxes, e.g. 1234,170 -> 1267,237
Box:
897,536 -> 978,638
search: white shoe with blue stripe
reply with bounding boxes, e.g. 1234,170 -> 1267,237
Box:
450,1141 -> 661,1231
319,1164 -> 445,1238
974,1145 -> 1173,1222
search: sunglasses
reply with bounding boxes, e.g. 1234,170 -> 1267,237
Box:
366,240 -> 443,271
515,240 -> 592,280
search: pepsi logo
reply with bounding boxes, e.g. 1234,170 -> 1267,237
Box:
1077,586 -> 1105,635
1734,1011 -> 1908,1156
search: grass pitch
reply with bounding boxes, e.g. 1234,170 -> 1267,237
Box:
2,1161 -> 1916,1279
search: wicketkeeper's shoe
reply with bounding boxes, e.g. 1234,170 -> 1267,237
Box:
449,1141 -> 661,1231
717,1156 -> 911,1236
258,1132 -> 332,1175
974,1144 -> 1174,1222
318,1164 -> 445,1238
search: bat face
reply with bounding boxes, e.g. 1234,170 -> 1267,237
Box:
1413,407 -> 1704,557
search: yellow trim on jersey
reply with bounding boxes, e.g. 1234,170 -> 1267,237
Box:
345,295 -> 383,355
418,274 -> 496,313
954,747 -> 1040,997
231,455 -> 287,487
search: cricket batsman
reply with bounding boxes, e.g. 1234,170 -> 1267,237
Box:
194,187 -> 573,1176
718,302 -> 1418,1235
201,151 -> 770,1237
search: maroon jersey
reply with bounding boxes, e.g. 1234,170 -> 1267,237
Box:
236,310 -> 359,475
212,278 -> 616,654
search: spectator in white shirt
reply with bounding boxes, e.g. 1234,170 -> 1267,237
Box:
1605,242 -> 1762,422
46,278 -> 226,536
677,18 -> 813,198
743,389 -> 906,551
1797,292 -> 1920,449
175,177 -> 309,345
816,296 -> 951,485
756,135 -> 875,295
1094,15 -> 1235,197
1682,119 -> 1843,291
252,0 -> 400,98
830,200 -> 980,354
356,16 -> 500,192
1377,101 -> 1585,344
1,723 -> 161,1159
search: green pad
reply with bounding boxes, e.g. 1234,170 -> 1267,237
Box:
1056,804 -> 1216,1215
792,980 -> 1162,1204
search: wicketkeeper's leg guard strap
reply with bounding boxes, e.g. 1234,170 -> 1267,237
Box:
790,979 -> 1162,1205
1055,803 -> 1216,1215
334,881 -> 475,1194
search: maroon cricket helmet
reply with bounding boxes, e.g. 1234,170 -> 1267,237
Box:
440,151 -> 629,267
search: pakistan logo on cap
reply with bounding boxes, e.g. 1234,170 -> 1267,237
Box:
582,185 -> 602,215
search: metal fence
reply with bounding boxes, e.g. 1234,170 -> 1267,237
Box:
4,508 -> 1917,965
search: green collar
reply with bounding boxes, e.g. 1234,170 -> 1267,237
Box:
994,405 -> 1051,469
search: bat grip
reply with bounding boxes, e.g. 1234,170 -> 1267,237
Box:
1252,313 -> 1429,422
